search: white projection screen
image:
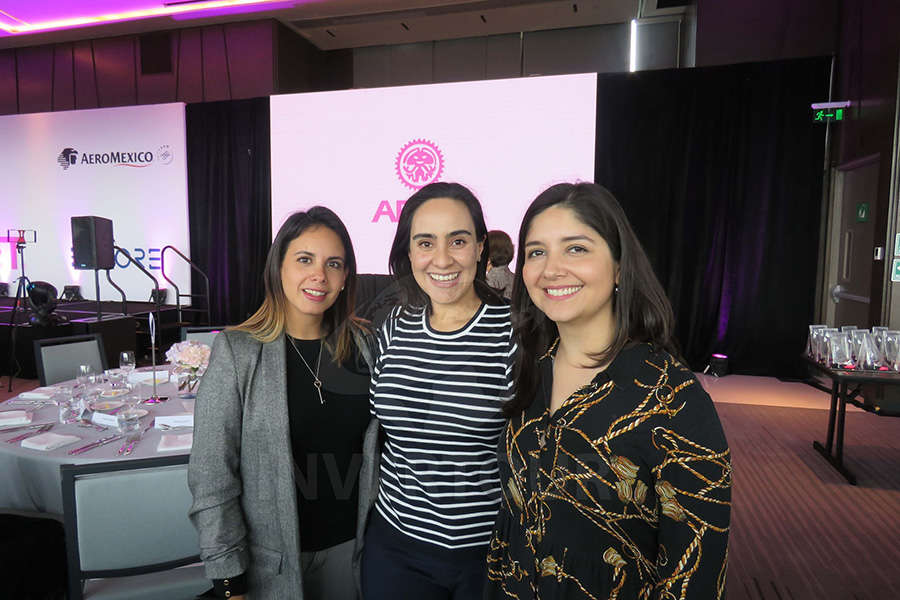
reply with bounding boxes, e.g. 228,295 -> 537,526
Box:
271,73 -> 598,274
0,103 -> 190,302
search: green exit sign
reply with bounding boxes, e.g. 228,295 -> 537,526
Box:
812,100 -> 851,123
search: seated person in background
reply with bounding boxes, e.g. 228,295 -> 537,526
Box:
485,229 -> 515,300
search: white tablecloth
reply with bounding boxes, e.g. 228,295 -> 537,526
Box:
0,372 -> 194,516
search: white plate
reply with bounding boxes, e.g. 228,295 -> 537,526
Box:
100,388 -> 129,398
90,400 -> 125,412
122,408 -> 149,418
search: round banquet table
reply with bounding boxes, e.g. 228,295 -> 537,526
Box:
0,369 -> 195,516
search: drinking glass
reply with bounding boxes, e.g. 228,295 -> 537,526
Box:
817,328 -> 839,364
828,332 -> 853,369
119,351 -> 136,378
840,325 -> 858,333
884,330 -> 900,371
850,329 -> 869,364
872,326 -> 889,354
76,364 -> 95,387
857,332 -> 884,370
806,325 -> 827,357
58,394 -> 82,424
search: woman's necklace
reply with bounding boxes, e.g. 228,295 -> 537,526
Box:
286,335 -> 324,405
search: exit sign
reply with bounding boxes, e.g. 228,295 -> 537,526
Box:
812,100 -> 851,123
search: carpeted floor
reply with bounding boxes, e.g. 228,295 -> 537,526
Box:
2,373 -> 899,599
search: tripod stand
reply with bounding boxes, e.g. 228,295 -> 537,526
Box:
5,238 -> 31,392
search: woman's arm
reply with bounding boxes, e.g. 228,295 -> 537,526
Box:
188,333 -> 251,583
651,377 -> 732,599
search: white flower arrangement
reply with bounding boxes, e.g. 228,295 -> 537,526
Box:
166,340 -> 211,394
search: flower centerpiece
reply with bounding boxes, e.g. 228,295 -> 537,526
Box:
165,340 -> 212,398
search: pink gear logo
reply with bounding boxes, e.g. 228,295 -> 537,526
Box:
395,139 -> 444,190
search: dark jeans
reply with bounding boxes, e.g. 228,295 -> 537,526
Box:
361,510 -> 488,600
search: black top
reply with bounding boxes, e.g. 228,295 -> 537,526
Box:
485,342 -> 732,599
286,336 -> 372,552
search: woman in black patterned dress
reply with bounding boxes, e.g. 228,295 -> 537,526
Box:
484,183 -> 732,600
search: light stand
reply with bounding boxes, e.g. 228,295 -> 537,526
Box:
5,229 -> 35,392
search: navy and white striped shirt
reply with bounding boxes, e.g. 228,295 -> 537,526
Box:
370,303 -> 517,549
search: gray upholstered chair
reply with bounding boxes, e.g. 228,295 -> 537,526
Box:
180,326 -> 223,347
33,333 -> 107,386
60,456 -> 210,600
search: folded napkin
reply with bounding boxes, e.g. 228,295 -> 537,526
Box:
0,410 -> 32,426
22,432 -> 81,451
155,414 -> 194,429
17,387 -> 58,400
157,433 -> 193,452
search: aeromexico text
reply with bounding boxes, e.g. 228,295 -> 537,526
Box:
78,150 -> 155,165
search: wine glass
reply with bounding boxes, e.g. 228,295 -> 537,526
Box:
76,364 -> 95,387
119,351 -> 136,379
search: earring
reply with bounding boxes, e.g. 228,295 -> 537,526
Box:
341,285 -> 345,291
614,284 -> 619,294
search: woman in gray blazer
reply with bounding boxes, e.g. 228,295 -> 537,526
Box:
188,207 -> 379,600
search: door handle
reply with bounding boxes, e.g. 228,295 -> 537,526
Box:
830,284 -> 869,304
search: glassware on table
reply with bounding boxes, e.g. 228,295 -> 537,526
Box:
58,393 -> 82,424
116,385 -> 144,433
105,368 -> 126,389
840,325 -> 858,333
816,328 -> 839,364
827,331 -> 854,369
119,351 -> 136,378
806,325 -> 827,357
849,329 -> 869,364
883,330 -> 900,372
871,326 -> 889,354
856,332 -> 884,370
76,364 -> 95,386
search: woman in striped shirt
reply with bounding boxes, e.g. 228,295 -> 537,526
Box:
362,182 -> 516,600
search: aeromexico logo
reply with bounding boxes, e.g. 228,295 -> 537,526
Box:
57,145 -> 174,170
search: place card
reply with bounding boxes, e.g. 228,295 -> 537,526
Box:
155,414 -> 194,429
91,412 -> 120,428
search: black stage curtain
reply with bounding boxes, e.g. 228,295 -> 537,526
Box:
595,57 -> 829,377
187,98 -> 271,326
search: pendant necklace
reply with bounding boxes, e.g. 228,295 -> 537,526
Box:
287,335 -> 324,405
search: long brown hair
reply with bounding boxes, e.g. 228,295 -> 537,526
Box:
232,206 -> 366,363
505,183 -> 679,416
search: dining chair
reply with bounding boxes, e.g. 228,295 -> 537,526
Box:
33,333 -> 108,386
180,326 -> 223,347
60,456 -> 210,600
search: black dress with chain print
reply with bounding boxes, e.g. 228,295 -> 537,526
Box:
485,342 -> 732,600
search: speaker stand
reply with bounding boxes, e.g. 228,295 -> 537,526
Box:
94,269 -> 101,321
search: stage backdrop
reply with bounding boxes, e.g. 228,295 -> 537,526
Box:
270,73 -> 598,274
0,103 -> 190,302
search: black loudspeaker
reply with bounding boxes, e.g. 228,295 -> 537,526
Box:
71,216 -> 115,270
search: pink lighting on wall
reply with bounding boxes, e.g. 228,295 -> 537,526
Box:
0,0 -> 288,35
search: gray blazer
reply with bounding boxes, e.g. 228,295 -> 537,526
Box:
188,329 -> 380,599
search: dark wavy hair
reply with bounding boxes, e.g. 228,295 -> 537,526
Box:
233,206 -> 365,362
505,182 -> 679,416
388,182 -> 502,310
